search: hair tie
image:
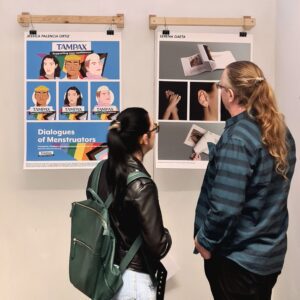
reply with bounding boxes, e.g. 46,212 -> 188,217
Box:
255,77 -> 264,83
108,120 -> 121,132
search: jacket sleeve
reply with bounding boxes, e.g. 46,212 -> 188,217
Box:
129,179 -> 172,260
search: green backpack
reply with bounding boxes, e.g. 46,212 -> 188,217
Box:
69,160 -> 149,300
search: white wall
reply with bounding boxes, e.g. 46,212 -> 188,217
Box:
274,0 -> 300,299
1,0 -> 298,299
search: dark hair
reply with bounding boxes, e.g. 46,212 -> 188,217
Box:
198,82 -> 216,94
107,107 -> 150,204
64,86 -> 82,106
39,54 -> 61,78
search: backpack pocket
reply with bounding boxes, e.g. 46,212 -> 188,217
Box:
69,238 -> 100,298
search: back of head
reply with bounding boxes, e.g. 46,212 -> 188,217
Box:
107,107 -> 150,202
226,61 -> 288,177
225,61 -> 267,108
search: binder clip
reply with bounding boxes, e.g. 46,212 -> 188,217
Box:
29,29 -> 37,36
106,29 -> 114,35
239,32 -> 247,37
28,14 -> 37,36
106,24 -> 114,35
162,17 -> 170,36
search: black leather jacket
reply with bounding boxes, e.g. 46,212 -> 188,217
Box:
87,157 -> 172,273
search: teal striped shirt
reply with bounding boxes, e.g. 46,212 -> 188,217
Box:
194,111 -> 296,275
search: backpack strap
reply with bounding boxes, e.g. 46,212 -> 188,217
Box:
119,235 -> 143,274
117,170 -> 150,273
127,170 -> 150,184
86,160 -> 106,205
90,160 -> 105,192
105,170 -> 150,209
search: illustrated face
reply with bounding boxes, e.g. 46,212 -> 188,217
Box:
65,60 -> 81,77
87,57 -> 103,76
43,58 -> 57,77
97,89 -> 111,106
35,91 -> 49,106
67,89 -> 79,107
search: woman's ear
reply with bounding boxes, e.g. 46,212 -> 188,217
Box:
198,90 -> 209,108
139,133 -> 149,146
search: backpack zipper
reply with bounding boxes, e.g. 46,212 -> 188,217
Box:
74,202 -> 108,230
72,237 -> 101,258
73,238 -> 95,253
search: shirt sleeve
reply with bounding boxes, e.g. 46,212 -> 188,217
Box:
196,138 -> 252,252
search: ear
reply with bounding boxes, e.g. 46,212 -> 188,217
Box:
198,90 -> 209,107
139,133 -> 149,146
228,88 -> 235,103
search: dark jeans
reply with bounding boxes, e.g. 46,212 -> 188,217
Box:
204,256 -> 280,300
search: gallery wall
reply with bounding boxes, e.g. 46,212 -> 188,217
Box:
1,0 -> 299,299
273,0 -> 300,299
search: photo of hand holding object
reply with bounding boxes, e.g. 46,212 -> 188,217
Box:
162,90 -> 181,120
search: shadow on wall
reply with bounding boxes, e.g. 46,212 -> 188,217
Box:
155,168 -> 205,192
20,169 -> 91,190
19,167 -> 205,192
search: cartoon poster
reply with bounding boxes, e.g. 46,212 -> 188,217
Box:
24,32 -> 121,169
155,33 -> 253,169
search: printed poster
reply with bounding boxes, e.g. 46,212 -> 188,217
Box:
24,32 -> 121,169
155,33 -> 253,169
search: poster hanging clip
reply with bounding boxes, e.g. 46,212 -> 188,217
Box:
106,24 -> 114,35
162,17 -> 170,35
25,13 -> 37,36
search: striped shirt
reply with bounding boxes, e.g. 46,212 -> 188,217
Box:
194,111 -> 296,275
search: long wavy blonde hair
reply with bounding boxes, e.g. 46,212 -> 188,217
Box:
226,61 -> 288,178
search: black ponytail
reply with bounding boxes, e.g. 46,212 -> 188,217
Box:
107,107 -> 150,204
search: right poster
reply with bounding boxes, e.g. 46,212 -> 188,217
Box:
155,33 -> 253,169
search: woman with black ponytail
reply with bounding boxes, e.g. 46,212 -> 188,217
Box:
88,107 -> 172,300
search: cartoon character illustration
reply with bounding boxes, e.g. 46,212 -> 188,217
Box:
84,53 -> 107,79
39,54 -> 61,79
62,54 -> 83,80
64,86 -> 82,107
61,86 -> 87,120
92,85 -> 118,120
33,85 -> 51,107
28,85 -> 55,120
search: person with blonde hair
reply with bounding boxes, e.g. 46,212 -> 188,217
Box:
33,85 -> 50,106
84,53 -> 107,79
194,61 -> 296,300
63,54 -> 83,80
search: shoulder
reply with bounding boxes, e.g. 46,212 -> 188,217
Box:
227,117 -> 262,151
128,176 -> 154,190
126,176 -> 158,207
126,169 -> 157,200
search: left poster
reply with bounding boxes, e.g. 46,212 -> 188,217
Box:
24,32 -> 121,169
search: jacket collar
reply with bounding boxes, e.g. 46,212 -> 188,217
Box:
225,111 -> 248,129
127,156 -> 151,177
